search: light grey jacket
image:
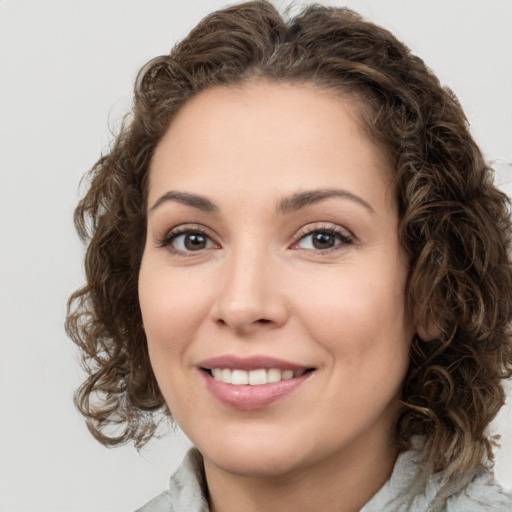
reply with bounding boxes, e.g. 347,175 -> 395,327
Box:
135,448 -> 512,512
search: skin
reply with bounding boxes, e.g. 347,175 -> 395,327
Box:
139,81 -> 416,512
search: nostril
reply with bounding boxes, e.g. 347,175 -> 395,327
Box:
256,318 -> 271,324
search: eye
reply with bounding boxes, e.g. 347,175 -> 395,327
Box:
159,228 -> 218,254
173,232 -> 214,251
294,227 -> 353,252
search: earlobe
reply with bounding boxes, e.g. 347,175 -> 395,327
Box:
417,324 -> 442,341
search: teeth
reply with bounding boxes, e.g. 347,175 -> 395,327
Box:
249,369 -> 266,385
231,369 -> 249,385
221,368 -> 232,384
267,368 -> 282,383
210,368 -> 302,385
282,369 -> 294,380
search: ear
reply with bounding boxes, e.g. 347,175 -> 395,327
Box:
417,324 -> 442,341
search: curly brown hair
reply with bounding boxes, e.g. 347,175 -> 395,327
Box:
66,0 -> 512,491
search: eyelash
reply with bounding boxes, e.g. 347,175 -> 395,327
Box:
157,224 -> 353,256
293,225 -> 354,254
157,225 -> 216,256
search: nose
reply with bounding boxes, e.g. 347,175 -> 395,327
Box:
210,247 -> 288,335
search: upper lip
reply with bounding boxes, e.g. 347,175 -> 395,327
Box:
198,355 -> 312,372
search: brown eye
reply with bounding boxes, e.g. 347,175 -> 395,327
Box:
296,228 -> 353,252
169,231 -> 215,252
183,233 -> 207,250
311,232 -> 336,250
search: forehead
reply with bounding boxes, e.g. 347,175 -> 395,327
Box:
148,80 -> 393,211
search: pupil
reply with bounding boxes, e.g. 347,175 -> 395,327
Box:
313,232 -> 334,249
185,233 -> 206,250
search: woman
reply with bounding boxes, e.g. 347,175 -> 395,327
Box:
66,1 -> 512,510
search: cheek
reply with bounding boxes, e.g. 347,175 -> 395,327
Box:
138,264 -> 215,417
293,266 -> 411,367
138,264 -> 212,360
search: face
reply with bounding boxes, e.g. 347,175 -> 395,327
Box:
139,81 -> 414,479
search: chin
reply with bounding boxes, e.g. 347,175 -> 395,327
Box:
206,447 -> 307,478
196,428 -> 314,478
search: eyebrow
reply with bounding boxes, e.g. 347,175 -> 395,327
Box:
149,191 -> 219,213
149,188 -> 374,215
277,189 -> 375,215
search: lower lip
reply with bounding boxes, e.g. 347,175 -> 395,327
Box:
201,371 -> 313,410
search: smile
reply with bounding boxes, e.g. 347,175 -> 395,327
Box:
199,356 -> 315,409
209,368 -> 307,385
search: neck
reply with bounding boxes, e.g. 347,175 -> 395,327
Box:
204,434 -> 398,512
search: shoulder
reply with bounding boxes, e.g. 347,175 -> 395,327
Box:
444,471 -> 512,512
134,449 -> 209,512
363,446 -> 512,512
135,490 -> 175,512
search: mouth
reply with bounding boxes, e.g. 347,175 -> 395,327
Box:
198,356 -> 316,409
204,367 -> 314,385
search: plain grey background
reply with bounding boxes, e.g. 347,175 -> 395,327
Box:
0,1 -> 511,511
